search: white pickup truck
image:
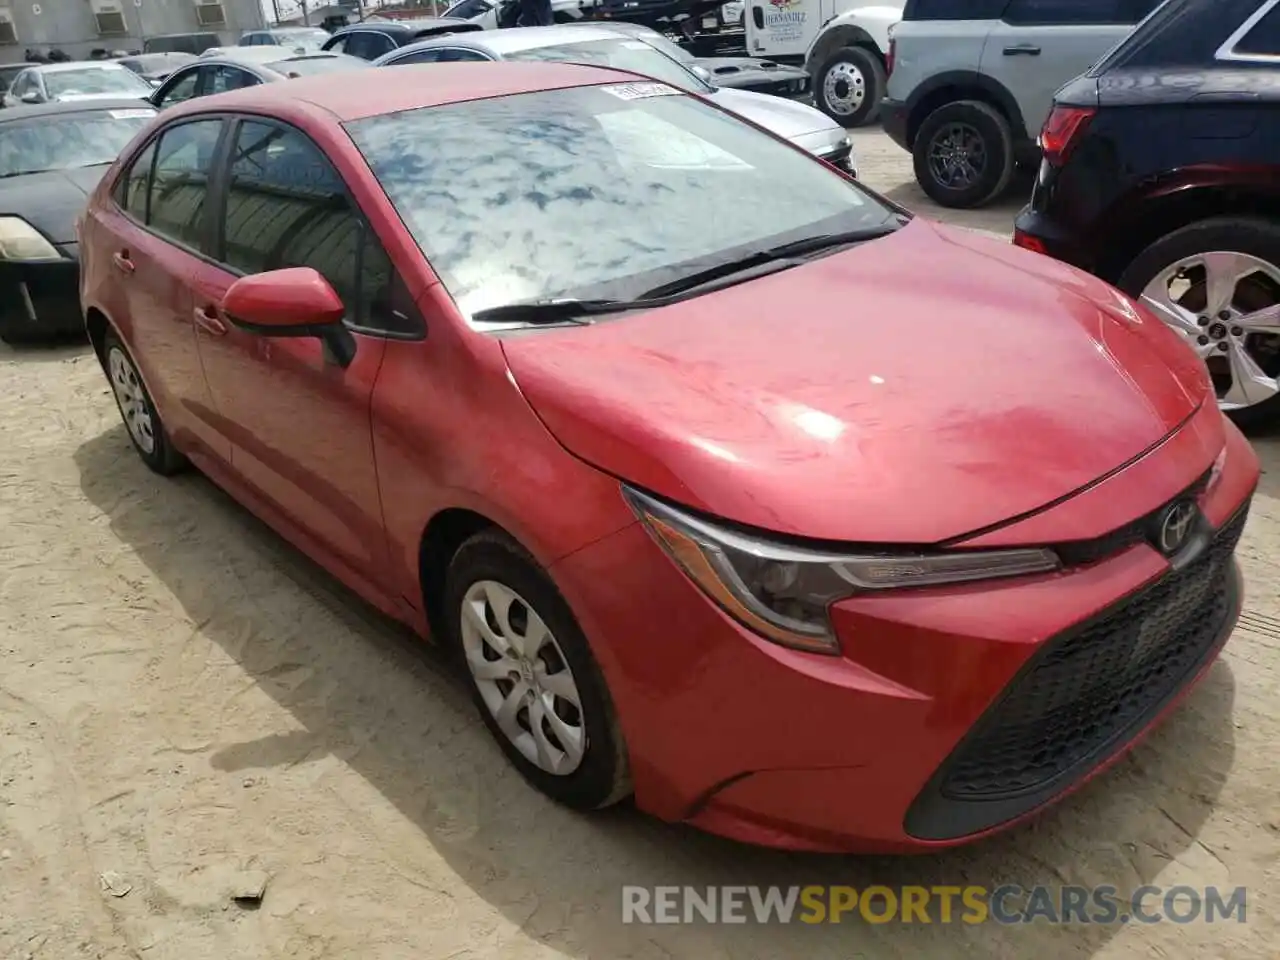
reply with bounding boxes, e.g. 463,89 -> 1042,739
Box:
743,0 -> 901,126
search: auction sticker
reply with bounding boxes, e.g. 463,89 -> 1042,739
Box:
600,82 -> 679,100
109,109 -> 156,119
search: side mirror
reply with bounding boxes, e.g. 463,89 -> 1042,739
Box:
223,267 -> 357,366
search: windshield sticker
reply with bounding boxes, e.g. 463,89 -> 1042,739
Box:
600,81 -> 679,101
108,108 -> 155,119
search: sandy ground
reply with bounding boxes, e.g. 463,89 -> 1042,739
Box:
1,128 -> 1278,960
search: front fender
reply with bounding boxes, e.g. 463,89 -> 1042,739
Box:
806,6 -> 900,61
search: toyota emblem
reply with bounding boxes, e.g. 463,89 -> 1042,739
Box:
1157,500 -> 1198,556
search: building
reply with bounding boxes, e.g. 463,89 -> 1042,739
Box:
0,0 -> 268,64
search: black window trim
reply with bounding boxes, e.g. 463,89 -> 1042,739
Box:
111,113 -> 233,269
152,63 -> 205,108
1000,0 -> 1151,27
211,114 -> 426,341
1215,0 -> 1280,62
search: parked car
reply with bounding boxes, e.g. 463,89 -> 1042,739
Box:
2,62 -> 156,108
881,0 -> 1163,209
0,64 -> 27,107
1014,0 -> 1280,427
372,26 -> 855,173
149,51 -> 370,109
573,20 -> 811,98
80,63 -> 1257,852
743,0 -> 901,127
142,32 -> 224,56
0,99 -> 155,343
239,26 -> 335,54
116,52 -> 200,87
320,18 -> 483,60
444,0 -> 601,26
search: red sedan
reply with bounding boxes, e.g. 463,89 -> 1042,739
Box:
79,63 -> 1258,852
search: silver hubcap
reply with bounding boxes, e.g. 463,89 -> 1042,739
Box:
460,580 -> 586,775
108,346 -> 156,454
1141,251 -> 1280,412
822,61 -> 866,116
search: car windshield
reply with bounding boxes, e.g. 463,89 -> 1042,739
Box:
265,54 -> 368,76
504,38 -> 711,94
347,84 -> 895,323
274,29 -> 333,53
44,67 -> 153,98
0,107 -> 155,178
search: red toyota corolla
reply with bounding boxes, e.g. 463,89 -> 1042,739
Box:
79,63 -> 1258,853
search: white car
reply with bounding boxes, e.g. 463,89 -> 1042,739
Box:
2,62 -> 156,109
372,24 -> 857,175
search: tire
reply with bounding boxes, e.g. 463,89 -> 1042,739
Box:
102,329 -> 186,475
912,99 -> 1015,210
813,45 -> 886,128
444,529 -> 631,811
1117,217 -> 1280,430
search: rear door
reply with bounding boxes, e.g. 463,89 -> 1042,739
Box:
981,0 -> 1159,135
93,117 -> 231,463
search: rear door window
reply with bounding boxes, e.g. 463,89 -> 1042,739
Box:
343,31 -> 396,59
1002,0 -> 1144,24
209,65 -> 259,93
146,119 -> 223,252
155,67 -> 201,108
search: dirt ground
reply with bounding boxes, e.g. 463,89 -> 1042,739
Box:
1,128 -> 1278,960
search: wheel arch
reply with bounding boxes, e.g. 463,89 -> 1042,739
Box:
85,305 -> 112,368
903,71 -> 1027,149
1093,182 -> 1280,285
417,506 -> 502,640
805,23 -> 883,74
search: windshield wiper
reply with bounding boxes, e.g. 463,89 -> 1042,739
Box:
470,298 -> 636,325
635,220 -> 905,301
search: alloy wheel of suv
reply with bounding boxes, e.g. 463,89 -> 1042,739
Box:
1119,218 -> 1280,428
912,100 -> 1014,210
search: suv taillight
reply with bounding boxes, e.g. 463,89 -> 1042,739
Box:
1039,105 -> 1096,166
886,37 -> 896,76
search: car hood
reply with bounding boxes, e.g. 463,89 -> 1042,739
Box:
0,165 -> 110,244
501,220 -> 1211,544
707,86 -> 845,156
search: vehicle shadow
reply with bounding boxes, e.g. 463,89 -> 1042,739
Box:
0,335 -> 91,364
73,424 -> 1238,959
880,166 -> 1036,239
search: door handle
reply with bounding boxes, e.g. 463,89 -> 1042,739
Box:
1003,44 -> 1041,55
112,250 -> 135,274
194,306 -> 227,337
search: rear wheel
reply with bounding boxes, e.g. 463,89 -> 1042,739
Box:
1118,217 -> 1280,429
813,45 -> 885,128
912,100 -> 1015,209
103,329 -> 186,475
444,530 -> 631,810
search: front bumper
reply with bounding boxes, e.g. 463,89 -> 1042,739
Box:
550,421 -> 1258,852
0,243 -> 83,342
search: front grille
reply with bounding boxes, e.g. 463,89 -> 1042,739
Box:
905,502 -> 1248,840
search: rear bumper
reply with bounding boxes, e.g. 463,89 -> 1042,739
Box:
881,96 -> 909,151
1012,204 -> 1095,272
0,243 -> 83,341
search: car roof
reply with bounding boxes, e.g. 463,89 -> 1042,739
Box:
396,23 -> 633,55
163,59 -> 646,122
215,46 -> 339,64
0,98 -> 157,121
23,61 -> 134,74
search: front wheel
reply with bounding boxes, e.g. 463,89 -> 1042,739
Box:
813,45 -> 885,128
1117,217 -> 1280,429
444,530 -> 631,811
912,100 -> 1014,209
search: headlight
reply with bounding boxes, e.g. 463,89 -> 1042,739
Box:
0,217 -> 61,262
624,487 -> 1060,655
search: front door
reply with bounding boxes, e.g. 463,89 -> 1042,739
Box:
747,0 -> 825,58
191,117 -> 402,581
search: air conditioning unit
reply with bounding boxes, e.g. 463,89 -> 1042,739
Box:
89,0 -> 128,35
194,1 -> 226,25
0,9 -> 17,46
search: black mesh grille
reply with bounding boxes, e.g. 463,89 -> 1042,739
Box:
942,505 -> 1248,801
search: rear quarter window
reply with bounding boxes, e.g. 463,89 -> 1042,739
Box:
902,0 -> 1010,20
